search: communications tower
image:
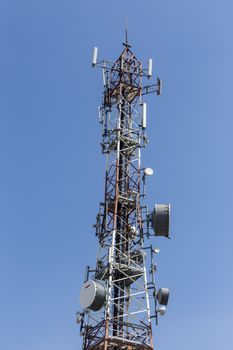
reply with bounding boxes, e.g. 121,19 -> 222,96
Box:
77,36 -> 171,350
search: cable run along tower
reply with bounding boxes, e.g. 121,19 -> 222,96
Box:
77,37 -> 171,350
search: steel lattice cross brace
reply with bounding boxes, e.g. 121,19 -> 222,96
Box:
77,39 -> 171,350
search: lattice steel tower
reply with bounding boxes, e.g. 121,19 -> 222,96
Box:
76,36 -> 171,350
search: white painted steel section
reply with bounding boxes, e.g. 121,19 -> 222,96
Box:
143,252 -> 151,320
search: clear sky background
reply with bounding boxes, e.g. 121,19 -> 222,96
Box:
0,0 -> 233,349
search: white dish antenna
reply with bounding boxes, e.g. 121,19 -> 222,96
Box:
151,204 -> 170,237
144,167 -> 153,176
80,280 -> 106,311
156,306 -> 166,316
157,287 -> 170,306
153,247 -> 160,254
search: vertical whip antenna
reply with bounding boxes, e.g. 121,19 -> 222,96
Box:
123,18 -> 131,48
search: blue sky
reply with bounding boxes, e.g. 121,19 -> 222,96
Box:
0,0 -> 233,349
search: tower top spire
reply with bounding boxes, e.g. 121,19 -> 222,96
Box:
122,20 -> 131,48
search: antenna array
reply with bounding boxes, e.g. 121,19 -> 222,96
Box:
77,39 -> 171,350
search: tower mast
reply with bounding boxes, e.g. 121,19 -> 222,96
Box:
77,39 -> 170,350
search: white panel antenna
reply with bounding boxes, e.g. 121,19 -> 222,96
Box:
98,106 -> 103,123
157,78 -> 162,95
92,47 -> 98,67
148,58 -> 153,78
102,69 -> 106,86
142,102 -> 147,129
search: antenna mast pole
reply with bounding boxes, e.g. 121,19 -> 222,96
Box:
77,38 -> 171,350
